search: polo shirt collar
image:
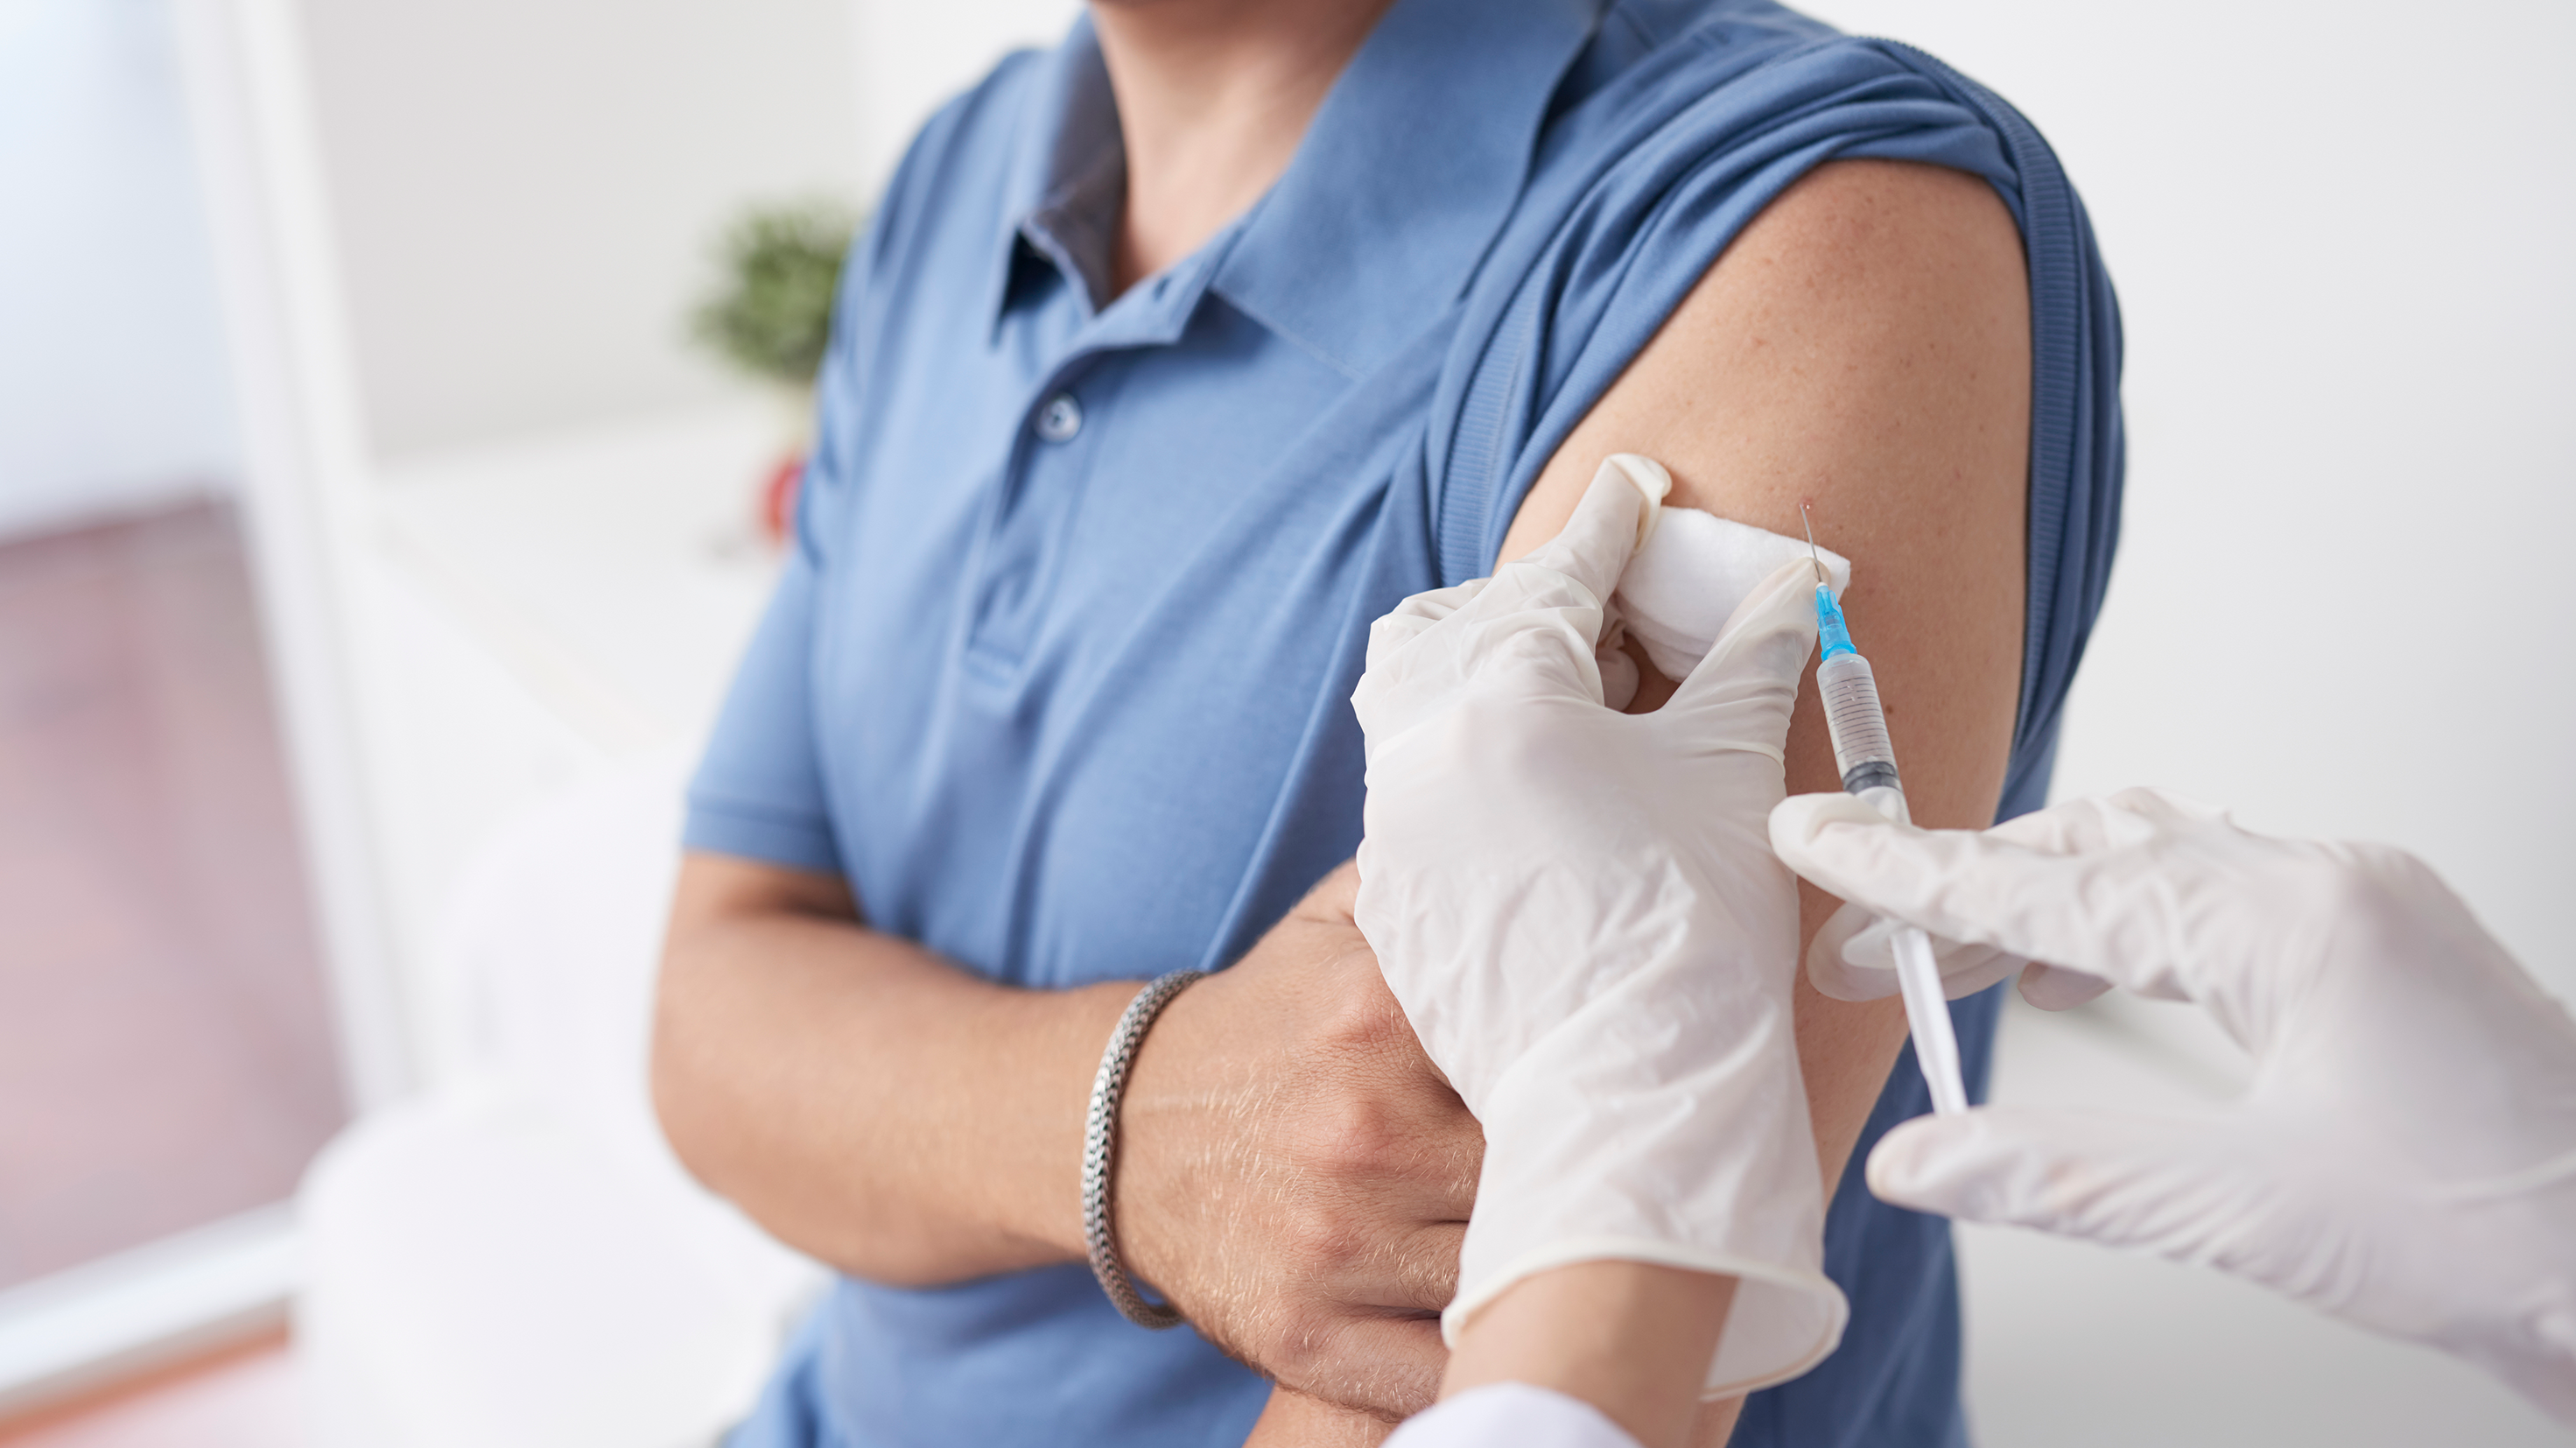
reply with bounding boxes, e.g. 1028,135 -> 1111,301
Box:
989,0 -> 1600,371
1215,0 -> 1599,377
986,16 -> 1121,327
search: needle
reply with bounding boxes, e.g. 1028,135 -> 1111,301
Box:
1800,503 -> 1827,586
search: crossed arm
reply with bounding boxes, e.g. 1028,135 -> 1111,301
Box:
652,156 -> 2029,1448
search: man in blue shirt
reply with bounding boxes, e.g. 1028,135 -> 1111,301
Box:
654,1 -> 2122,1444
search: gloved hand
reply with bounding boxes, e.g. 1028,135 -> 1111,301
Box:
1770,786 -> 2576,1423
1802,860 -> 2113,1010
1353,454 -> 1846,1399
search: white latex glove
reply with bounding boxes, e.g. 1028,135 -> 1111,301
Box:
1771,786 -> 2576,1423
1802,801 -> 2108,1010
1353,455 -> 1846,1399
1804,855 -> 2111,1010
1384,1384 -> 1643,1448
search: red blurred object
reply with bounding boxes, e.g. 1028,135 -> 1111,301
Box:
761,453 -> 805,545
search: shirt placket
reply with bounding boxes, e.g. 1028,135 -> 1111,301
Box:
962,353 -> 1120,680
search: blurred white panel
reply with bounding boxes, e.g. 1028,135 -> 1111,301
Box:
295,0 -> 863,458
1800,0 -> 2576,1006
849,0 -> 1080,192
301,757 -> 824,1448
0,0 -> 238,539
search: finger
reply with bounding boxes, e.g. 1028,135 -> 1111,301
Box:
1661,555 -> 1820,744
1597,625 -> 1640,711
1866,1107 -> 2253,1263
1246,1388 -> 1404,1448
1981,789 -> 2226,854
1449,454 -> 1656,636
2109,784 -> 2231,825
1382,1076 -> 1484,1224
1806,901 -> 2024,1002
1981,795 -> 2139,855
2018,959 -> 2114,1011
1363,579 -> 1490,674
1358,463 -> 1655,722
1512,453 -> 1665,606
1806,905 -> 1900,1002
1302,860 -> 1363,922
1376,1219 -> 1467,1317
1768,792 -> 2193,1000
1280,1313 -> 1447,1423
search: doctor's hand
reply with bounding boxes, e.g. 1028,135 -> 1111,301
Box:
1351,457 -> 1846,1404
1771,786 -> 2576,1423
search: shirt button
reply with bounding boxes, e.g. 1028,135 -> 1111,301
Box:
1035,393 -> 1084,443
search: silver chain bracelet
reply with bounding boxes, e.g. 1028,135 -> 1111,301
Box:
1083,968 -> 1205,1329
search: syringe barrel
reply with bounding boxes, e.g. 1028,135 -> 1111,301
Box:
1817,650 -> 1903,798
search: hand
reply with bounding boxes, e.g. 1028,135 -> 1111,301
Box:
1800,868 -> 2110,1009
1246,1386 -> 1402,1447
1770,786 -> 2576,1423
1117,863 -> 1480,1421
1351,455 -> 1846,1399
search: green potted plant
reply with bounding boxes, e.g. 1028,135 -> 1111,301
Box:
691,198 -> 860,542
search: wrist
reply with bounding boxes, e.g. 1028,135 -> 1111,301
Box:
1083,969 -> 1208,1326
1011,979 -> 1148,1262
1442,1262 -> 1736,1448
1092,969 -> 1223,1294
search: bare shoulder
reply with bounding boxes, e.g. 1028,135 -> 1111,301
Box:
1499,157 -> 2029,567
1500,155 -> 2030,827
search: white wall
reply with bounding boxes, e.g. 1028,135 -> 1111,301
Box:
1802,0 -> 2576,1003
847,0 -> 1078,193
294,0 -> 869,459
0,0 -> 238,540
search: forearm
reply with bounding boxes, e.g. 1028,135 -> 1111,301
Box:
651,854 -> 1135,1283
1445,1263 -> 1737,1448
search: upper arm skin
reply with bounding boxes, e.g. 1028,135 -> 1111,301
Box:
1500,151 -> 2029,1395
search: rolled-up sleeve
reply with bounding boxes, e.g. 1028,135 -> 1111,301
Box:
683,550 -> 842,875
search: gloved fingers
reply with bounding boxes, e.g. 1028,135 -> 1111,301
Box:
1804,899 -> 2025,1002
1977,795 -> 2135,854
2102,784 -> 2232,826
1976,788 -> 2229,857
1596,615 -> 1640,712
1866,1106 -> 2249,1257
1462,453 -> 1654,629
1769,792 -> 2194,1003
2018,959 -> 2115,1011
1363,578 -> 1490,674
1363,456 -> 1657,719
1354,581 -> 1499,749
1660,557 -> 1821,742
1513,453 -> 1667,602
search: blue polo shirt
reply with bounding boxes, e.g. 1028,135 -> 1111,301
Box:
690,2 -> 2124,1444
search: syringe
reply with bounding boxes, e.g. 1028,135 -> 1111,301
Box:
1800,510 -> 1969,1116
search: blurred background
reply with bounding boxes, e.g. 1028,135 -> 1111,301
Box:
0,1 -> 2566,1444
